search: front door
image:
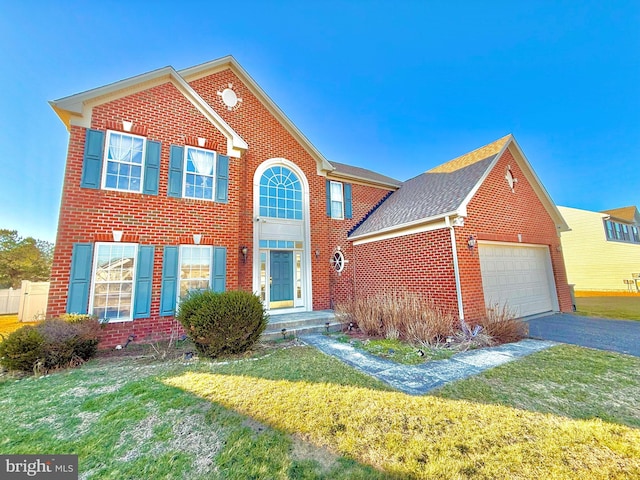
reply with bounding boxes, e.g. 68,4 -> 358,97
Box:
270,251 -> 294,309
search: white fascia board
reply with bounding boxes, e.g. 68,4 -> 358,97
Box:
508,138 -> 570,232
349,210 -> 461,244
169,70 -> 248,156
179,56 -> 334,173
351,218 -> 450,246
326,171 -> 400,189
457,136 -> 511,218
50,65 -> 248,158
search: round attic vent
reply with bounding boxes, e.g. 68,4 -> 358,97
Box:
221,88 -> 238,108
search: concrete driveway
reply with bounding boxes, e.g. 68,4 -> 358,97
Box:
527,313 -> 640,357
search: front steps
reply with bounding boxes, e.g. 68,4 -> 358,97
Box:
262,309 -> 344,341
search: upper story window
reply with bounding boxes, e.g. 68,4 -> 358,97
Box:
329,181 -> 344,219
604,219 -> 640,244
90,242 -> 138,322
325,180 -> 352,220
102,131 -> 146,192
184,147 -> 216,200
259,166 -> 303,220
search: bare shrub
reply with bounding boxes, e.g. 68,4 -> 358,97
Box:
479,304 -> 528,344
336,291 -> 456,344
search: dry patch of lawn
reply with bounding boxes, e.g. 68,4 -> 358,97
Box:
0,314 -> 25,338
165,372 -> 640,480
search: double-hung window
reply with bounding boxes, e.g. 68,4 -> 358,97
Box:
329,181 -> 344,219
178,245 -> 213,300
89,243 -> 138,321
102,131 -> 146,192
184,147 -> 216,200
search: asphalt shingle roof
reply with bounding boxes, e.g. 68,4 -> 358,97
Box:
330,161 -> 401,187
601,206 -> 640,224
350,155 -> 497,237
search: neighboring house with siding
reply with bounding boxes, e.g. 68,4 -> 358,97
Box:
47,56 -> 572,347
558,205 -> 640,294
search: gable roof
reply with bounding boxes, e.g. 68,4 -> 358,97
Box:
49,65 -> 248,158
601,206 -> 640,224
349,134 -> 569,241
178,56 -> 335,174
328,161 -> 401,188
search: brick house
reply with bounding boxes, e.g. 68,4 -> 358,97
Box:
47,56 -> 572,347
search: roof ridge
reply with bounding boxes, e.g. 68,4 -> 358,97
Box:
427,134 -> 512,174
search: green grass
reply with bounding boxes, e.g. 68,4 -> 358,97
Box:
332,334 -> 455,364
575,296 -> 640,320
0,344 -> 639,478
434,344 -> 640,428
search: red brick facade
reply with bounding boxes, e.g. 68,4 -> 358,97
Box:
47,65 -> 392,347
347,146 -> 573,322
48,59 -> 570,348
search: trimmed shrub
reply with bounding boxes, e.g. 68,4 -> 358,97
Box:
36,318 -> 101,369
176,290 -> 268,358
0,317 -> 101,373
0,326 -> 45,372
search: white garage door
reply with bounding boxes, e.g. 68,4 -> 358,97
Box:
479,242 -> 556,317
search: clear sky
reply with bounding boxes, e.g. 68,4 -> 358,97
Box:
1,1 -> 638,242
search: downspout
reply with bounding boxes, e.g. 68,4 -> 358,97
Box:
446,216 -> 465,320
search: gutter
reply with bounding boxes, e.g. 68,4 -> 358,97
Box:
446,216 -> 465,320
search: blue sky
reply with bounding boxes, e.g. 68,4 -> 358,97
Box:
1,1 -> 638,242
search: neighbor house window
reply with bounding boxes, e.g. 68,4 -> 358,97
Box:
90,243 -> 138,321
178,245 -> 213,300
330,181 -> 344,219
183,146 -> 216,200
102,131 -> 146,192
604,220 -> 640,244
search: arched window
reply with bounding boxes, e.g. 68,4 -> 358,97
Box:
259,166 -> 303,220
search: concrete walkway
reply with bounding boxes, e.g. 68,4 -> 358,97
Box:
299,334 -> 556,395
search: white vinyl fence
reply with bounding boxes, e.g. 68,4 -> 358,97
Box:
18,281 -> 49,322
0,287 -> 21,314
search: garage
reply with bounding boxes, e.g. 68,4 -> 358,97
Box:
478,242 -> 557,317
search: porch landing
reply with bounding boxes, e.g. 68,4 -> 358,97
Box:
262,310 -> 344,341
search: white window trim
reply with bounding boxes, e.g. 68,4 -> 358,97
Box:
177,245 -> 213,304
89,242 -> 138,323
182,146 -> 217,201
101,130 -> 147,193
330,180 -> 344,220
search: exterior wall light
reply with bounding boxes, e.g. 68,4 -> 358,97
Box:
241,246 -> 248,263
467,235 -> 477,251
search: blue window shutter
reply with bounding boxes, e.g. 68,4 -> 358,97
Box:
160,246 -> 179,316
212,247 -> 227,293
344,183 -> 353,219
81,129 -> 105,189
133,246 -> 155,319
326,180 -> 332,216
168,145 -> 184,198
66,243 -> 94,314
143,140 -> 161,195
215,154 -> 229,203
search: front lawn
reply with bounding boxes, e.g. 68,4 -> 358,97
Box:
332,334 -> 455,364
575,295 -> 640,320
1,344 -> 639,479
0,314 -> 24,338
